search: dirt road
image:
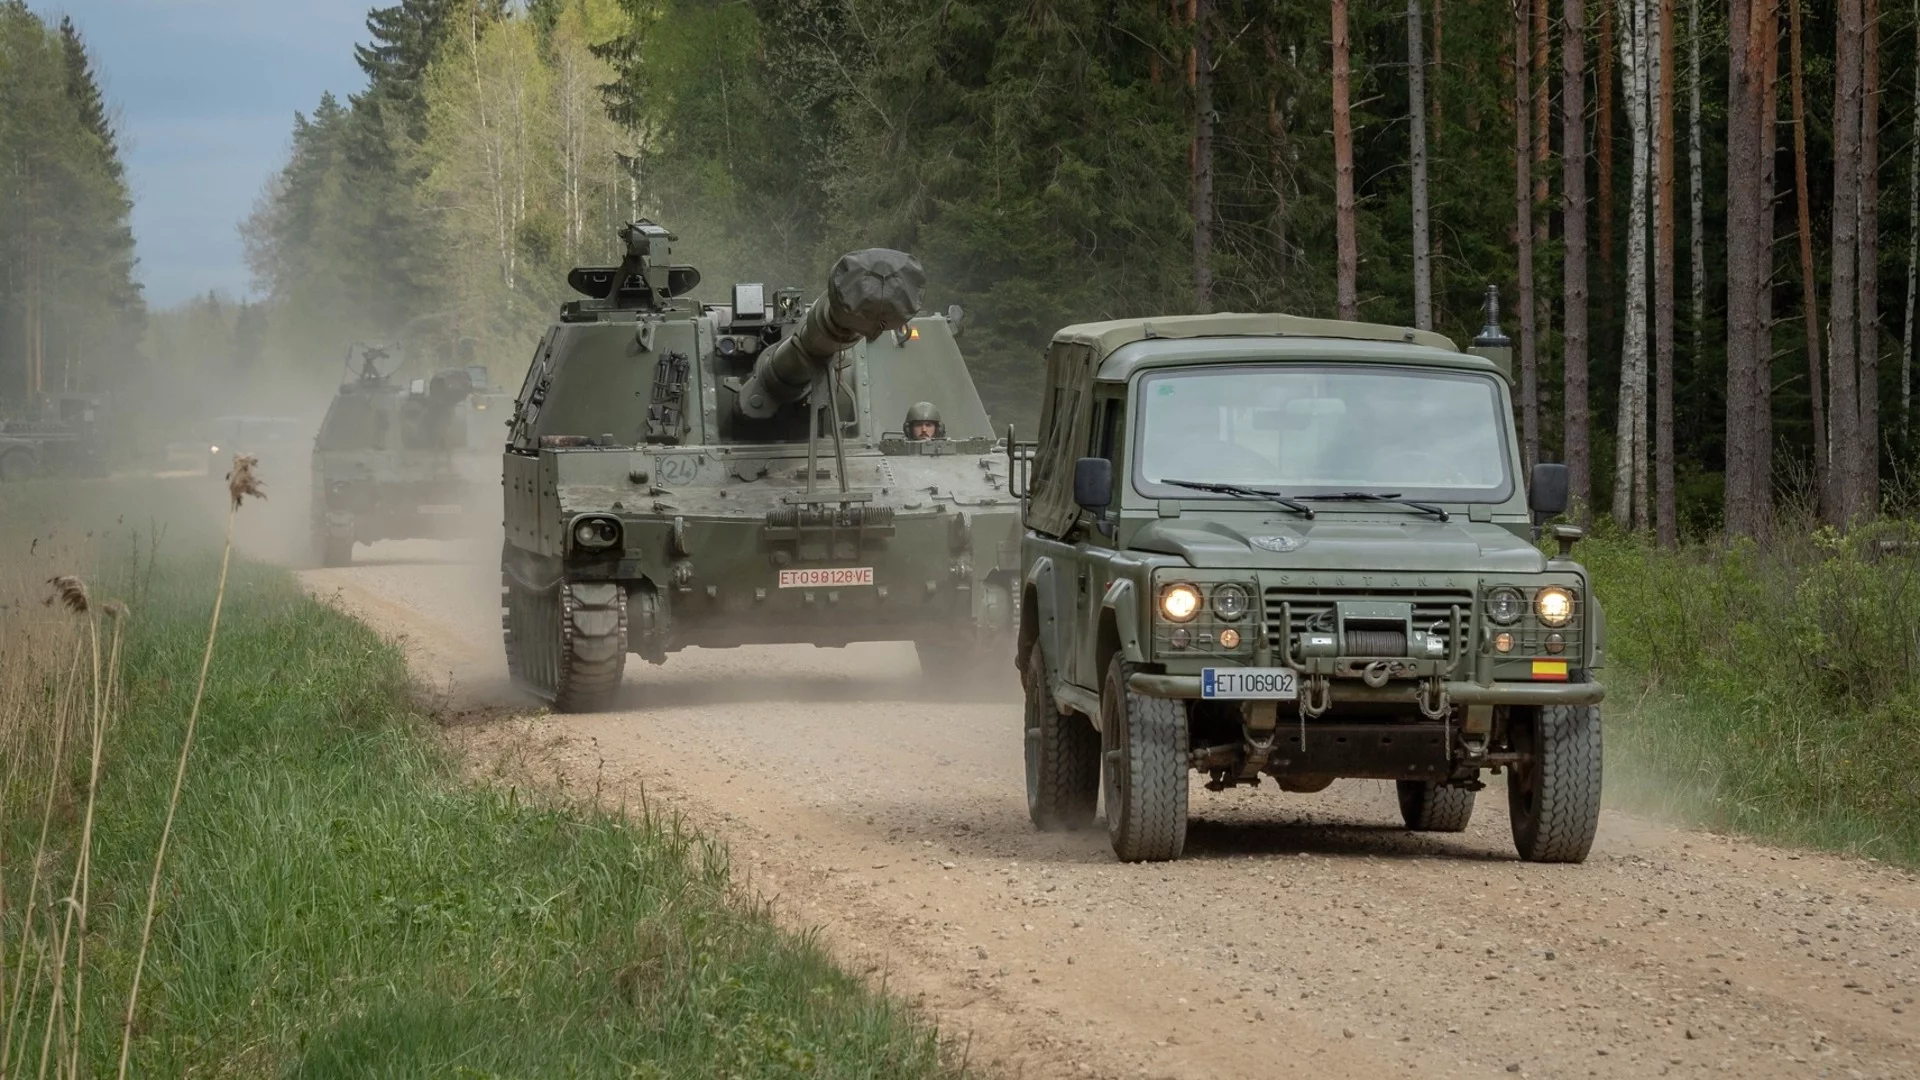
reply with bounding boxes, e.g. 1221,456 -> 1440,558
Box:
299,541 -> 1920,1080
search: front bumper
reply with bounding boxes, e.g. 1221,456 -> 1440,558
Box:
1127,672 -> 1605,706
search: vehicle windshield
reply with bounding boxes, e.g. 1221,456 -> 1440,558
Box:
1133,364 -> 1512,502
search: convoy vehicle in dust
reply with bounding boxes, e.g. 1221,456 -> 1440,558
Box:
309,344 -> 499,566
1013,292 -> 1604,863
498,220 -> 1021,711
0,392 -> 110,481
205,414 -> 302,477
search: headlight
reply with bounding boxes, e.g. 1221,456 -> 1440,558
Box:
1159,583 -> 1201,622
1486,586 -> 1524,626
573,517 -> 620,550
209,445 -> 220,453
1535,586 -> 1575,627
1211,583 -> 1250,621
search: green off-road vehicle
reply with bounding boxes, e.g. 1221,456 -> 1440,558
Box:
1013,294 -> 1603,863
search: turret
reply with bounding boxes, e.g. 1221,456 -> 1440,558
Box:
732,249 -> 926,420
566,220 -> 702,309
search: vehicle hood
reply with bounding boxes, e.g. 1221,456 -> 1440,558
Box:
1126,515 -> 1546,574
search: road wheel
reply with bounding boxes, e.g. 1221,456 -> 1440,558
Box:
502,560 -> 626,713
1396,780 -> 1476,832
1100,655 -> 1188,862
1024,641 -> 1098,831
1507,704 -> 1603,863
319,533 -> 353,567
0,450 -> 36,483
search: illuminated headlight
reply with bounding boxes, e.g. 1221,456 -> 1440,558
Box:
1535,586 -> 1575,627
1211,583 -> 1250,621
1159,583 -> 1202,622
1485,586 -> 1524,626
573,517 -> 621,550
209,445 -> 220,453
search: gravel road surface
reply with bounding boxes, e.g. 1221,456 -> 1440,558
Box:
295,538 -> 1920,1080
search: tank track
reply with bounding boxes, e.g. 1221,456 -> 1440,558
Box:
502,567 -> 628,713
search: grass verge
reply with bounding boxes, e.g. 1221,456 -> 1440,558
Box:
1585,524 -> 1920,867
2,479 -> 954,1078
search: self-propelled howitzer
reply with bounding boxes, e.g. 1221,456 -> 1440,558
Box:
500,222 -> 1021,712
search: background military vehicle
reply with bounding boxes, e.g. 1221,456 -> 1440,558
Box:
0,392 -> 111,481
1013,292 -> 1604,864
309,344 -> 497,566
205,414 -> 303,478
499,221 -> 1021,711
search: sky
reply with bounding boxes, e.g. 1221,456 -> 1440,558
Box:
42,0 -> 374,309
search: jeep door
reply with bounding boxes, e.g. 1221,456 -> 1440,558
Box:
1071,391 -> 1127,689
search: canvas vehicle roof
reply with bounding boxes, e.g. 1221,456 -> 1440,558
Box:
1026,313 -> 1486,537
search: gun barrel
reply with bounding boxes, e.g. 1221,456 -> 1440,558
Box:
734,248 -> 925,420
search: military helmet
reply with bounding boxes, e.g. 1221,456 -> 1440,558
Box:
904,401 -> 944,439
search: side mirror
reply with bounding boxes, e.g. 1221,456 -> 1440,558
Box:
1528,462 -> 1570,518
1073,456 -> 1113,512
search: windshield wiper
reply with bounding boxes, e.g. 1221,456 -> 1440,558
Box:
1159,478 -> 1315,519
1301,491 -> 1452,522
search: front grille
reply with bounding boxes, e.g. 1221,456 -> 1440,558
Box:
1265,588 -> 1474,660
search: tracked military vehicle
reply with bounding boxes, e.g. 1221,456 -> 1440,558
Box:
500,221 -> 1021,711
309,344 -> 497,566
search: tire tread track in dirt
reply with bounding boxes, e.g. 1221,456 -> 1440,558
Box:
300,551 -> 1920,1080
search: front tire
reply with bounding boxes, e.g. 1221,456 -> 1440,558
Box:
1397,780 -> 1476,832
1100,656 -> 1188,862
502,562 -> 627,713
1507,704 -> 1603,863
1024,641 -> 1099,831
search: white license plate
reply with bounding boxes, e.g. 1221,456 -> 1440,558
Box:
416,504 -> 464,515
1201,667 -> 1299,700
777,567 -> 874,588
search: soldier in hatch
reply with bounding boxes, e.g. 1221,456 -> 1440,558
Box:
904,401 -> 944,441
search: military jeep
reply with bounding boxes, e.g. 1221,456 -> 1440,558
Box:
1013,298 -> 1605,863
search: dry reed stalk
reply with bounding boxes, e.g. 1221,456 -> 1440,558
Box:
66,604 -> 126,1077
2,646 -> 84,1074
115,456 -> 262,1079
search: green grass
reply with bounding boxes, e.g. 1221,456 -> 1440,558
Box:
1584,523 -> 1920,866
1,482 -> 953,1078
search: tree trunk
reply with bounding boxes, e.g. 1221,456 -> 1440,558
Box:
1655,0 -> 1678,545
1532,0 -> 1553,388
1614,0 -> 1650,529
1333,0 -> 1359,320
1724,0 -> 1757,537
1860,0 -> 1882,514
1192,0 -> 1214,310
1831,0 -> 1865,524
1265,27 -> 1290,277
1410,0 -> 1433,329
1564,0 -> 1592,519
1904,0 -> 1920,438
1431,0 -> 1444,133
1688,0 -> 1705,487
1515,0 -> 1541,470
1789,0 -> 1828,515
1598,5 -> 1617,305
1755,3 -> 1780,534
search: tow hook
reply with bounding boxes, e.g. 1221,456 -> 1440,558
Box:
1361,660 -> 1392,688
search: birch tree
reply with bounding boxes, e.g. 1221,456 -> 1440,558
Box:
1613,0 -> 1651,530
1654,0 -> 1678,546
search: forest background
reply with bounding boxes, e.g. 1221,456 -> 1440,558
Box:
4,0 -> 1915,539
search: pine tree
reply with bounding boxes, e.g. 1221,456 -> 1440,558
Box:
1563,0 -> 1592,518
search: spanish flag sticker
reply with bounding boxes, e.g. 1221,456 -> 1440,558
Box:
1531,659 -> 1569,681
